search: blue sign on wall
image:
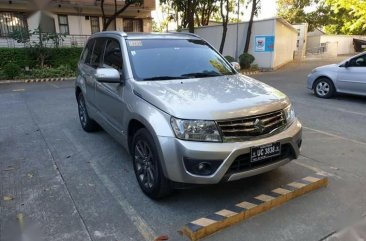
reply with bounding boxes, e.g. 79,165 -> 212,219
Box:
254,36 -> 275,52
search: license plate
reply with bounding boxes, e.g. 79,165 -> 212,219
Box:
250,142 -> 281,163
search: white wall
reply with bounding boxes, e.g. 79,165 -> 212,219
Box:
320,35 -> 366,55
273,20 -> 297,69
190,19 -> 276,69
189,18 -> 296,69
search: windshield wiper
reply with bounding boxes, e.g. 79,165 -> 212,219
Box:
142,76 -> 188,80
181,72 -> 223,78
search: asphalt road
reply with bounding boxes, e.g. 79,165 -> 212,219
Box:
1,59 -> 366,241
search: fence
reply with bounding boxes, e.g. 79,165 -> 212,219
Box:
0,34 -> 90,48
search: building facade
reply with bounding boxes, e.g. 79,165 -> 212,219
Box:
292,23 -> 308,59
0,0 -> 155,47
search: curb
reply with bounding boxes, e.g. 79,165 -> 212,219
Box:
0,77 -> 75,84
241,71 -> 260,75
179,174 -> 328,241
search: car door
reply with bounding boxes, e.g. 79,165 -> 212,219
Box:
79,39 -> 96,108
336,54 -> 366,95
94,37 -> 125,133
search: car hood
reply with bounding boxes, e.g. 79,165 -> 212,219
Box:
133,74 -> 290,120
315,64 -> 338,71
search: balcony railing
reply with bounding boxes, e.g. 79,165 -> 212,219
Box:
0,34 -> 91,48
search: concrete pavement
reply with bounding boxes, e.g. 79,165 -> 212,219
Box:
1,59 -> 366,241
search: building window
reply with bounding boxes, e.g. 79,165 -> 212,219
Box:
297,29 -> 300,36
90,17 -> 100,34
58,15 -> 69,34
123,18 -> 143,32
297,40 -> 300,48
0,12 -> 28,37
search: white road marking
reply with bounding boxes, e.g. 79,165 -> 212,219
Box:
12,88 -> 25,92
303,126 -> 366,146
63,130 -> 157,241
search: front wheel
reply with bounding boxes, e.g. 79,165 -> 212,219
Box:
132,128 -> 172,199
77,93 -> 99,132
314,78 -> 335,98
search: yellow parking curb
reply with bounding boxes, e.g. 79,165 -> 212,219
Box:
179,174 -> 328,241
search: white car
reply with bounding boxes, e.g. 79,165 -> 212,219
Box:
307,52 -> 366,98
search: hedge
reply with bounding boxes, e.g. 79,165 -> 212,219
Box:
0,47 -> 83,69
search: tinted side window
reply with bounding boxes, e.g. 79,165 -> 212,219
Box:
90,38 -> 106,68
350,55 -> 366,67
103,39 -> 123,71
81,39 -> 95,64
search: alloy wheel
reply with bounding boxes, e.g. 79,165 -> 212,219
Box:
134,140 -> 155,189
78,96 -> 87,127
316,81 -> 330,97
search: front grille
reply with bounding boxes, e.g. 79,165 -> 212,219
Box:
226,144 -> 294,175
217,110 -> 286,141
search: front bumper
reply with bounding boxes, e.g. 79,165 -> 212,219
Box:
307,73 -> 317,90
157,119 -> 302,184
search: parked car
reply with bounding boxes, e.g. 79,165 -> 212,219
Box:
75,32 -> 302,199
307,52 -> 366,98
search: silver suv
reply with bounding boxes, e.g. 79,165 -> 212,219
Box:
75,32 -> 302,199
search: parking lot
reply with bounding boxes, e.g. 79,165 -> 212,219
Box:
1,58 -> 366,241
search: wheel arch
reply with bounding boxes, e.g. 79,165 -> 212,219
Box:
126,116 -> 171,179
312,76 -> 336,91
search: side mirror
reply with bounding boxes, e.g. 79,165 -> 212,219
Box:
231,62 -> 241,71
344,61 -> 350,68
95,68 -> 122,83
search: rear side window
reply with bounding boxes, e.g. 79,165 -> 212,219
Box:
90,38 -> 107,68
103,39 -> 123,71
81,39 -> 95,64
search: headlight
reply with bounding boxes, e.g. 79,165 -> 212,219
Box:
284,104 -> 296,125
310,68 -> 317,74
170,117 -> 222,142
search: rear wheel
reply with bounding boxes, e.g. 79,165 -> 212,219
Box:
314,78 -> 335,98
77,93 -> 99,132
132,128 -> 172,199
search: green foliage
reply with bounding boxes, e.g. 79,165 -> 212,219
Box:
21,65 -> 75,79
239,53 -> 255,69
0,47 -> 81,80
325,0 -> 366,35
278,0 -> 366,34
0,47 -> 82,69
224,55 -> 236,62
3,63 -> 21,79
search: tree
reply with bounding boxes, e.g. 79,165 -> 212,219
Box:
325,0 -> 366,34
277,0 -> 331,31
101,0 -> 143,31
160,0 -> 221,31
244,0 -> 260,53
219,0 -> 230,53
278,0 -> 366,34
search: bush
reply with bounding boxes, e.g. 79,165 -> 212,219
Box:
3,63 -> 21,79
22,65 -> 75,79
0,47 -> 82,69
239,53 -> 255,69
224,55 -> 236,62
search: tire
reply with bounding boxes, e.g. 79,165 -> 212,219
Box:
314,77 -> 335,98
131,128 -> 172,199
77,93 -> 99,132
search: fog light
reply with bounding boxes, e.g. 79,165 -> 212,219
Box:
197,162 -> 212,175
183,157 -> 223,176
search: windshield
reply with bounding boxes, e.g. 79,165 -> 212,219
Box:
126,39 -> 236,81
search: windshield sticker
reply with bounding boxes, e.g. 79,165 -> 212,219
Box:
128,40 -> 143,47
131,51 -> 136,56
